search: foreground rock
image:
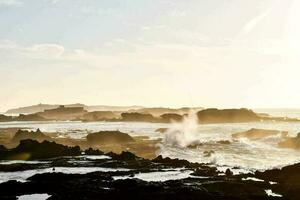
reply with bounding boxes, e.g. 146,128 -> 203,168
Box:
256,162 -> 300,200
0,141 -> 298,199
86,131 -> 135,145
232,128 -> 288,140
0,139 -> 80,160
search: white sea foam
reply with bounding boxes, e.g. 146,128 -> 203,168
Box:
0,167 -> 130,183
17,193 -> 51,200
265,189 -> 283,197
114,169 -> 193,182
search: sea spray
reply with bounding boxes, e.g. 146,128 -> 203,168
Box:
162,111 -> 200,148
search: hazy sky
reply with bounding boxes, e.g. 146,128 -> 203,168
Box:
1,0 -> 300,111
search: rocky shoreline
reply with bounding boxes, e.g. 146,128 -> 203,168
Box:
0,140 -> 299,200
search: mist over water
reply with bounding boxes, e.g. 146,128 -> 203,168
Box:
163,111 -> 200,148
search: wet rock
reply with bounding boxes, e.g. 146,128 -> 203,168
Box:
192,166 -> 218,177
255,162 -> 300,200
225,169 -> 233,177
106,151 -> 140,161
84,148 -> 104,155
86,131 -> 135,145
152,155 -> 191,167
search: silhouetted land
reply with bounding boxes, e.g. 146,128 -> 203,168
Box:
2,106 -> 300,123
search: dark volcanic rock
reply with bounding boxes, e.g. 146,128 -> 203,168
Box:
0,141 -> 298,199
0,139 -> 81,160
106,151 -> 140,161
197,108 -> 260,123
86,131 -> 134,145
0,145 -> 7,151
153,155 -> 193,167
255,163 -> 300,200
84,147 -> 104,155
12,129 -> 51,143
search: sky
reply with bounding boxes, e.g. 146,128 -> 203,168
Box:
0,0 -> 300,111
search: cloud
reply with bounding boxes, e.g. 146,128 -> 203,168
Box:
241,9 -> 271,34
0,40 -> 65,60
0,0 -> 22,7
26,44 -> 65,59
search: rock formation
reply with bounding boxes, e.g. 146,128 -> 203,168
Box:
278,133 -> 300,150
11,129 -> 51,143
159,113 -> 183,123
0,115 -> 13,122
121,112 -> 156,122
0,139 -> 81,160
86,131 -> 135,145
232,128 -> 288,140
197,108 -> 260,123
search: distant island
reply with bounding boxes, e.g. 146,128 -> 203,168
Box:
1,104 -> 299,124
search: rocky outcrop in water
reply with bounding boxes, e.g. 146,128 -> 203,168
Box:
12,129 -> 51,143
278,133 -> 300,150
121,112 -> 156,122
197,108 -> 260,123
86,131 -> 135,145
159,113 -> 183,123
232,128 -> 288,140
80,111 -> 119,121
0,115 -> 13,122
